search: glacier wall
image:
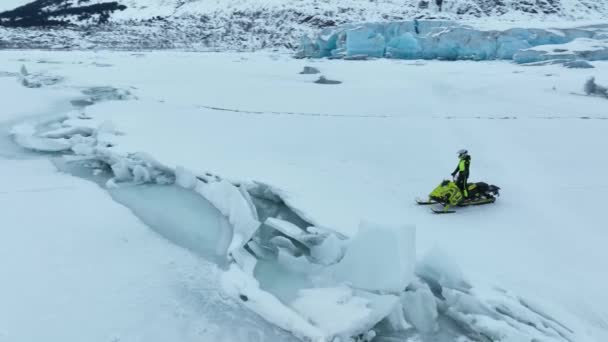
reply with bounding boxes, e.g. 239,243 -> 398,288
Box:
297,20 -> 608,65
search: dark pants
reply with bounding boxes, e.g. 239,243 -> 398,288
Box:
456,174 -> 468,198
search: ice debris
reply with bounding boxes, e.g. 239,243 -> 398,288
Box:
401,280 -> 438,334
330,221 -> 415,293
18,64 -> 63,88
81,86 -> 133,103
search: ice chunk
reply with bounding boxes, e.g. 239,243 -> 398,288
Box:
291,286 -> 399,339
247,239 -> 278,260
220,264 -> 325,341
18,67 -> 63,88
269,236 -> 301,257
378,304 -> 412,332
265,217 -> 304,238
317,28 -> 340,56
230,248 -> 258,275
277,250 -> 322,275
196,180 -> 261,254
346,26 -> 386,57
296,36 -> 321,58
422,27 -> 497,60
496,35 -> 532,59
264,217 -> 327,248
416,247 -> 470,291
386,33 -> 420,59
309,233 -> 346,265
238,185 -> 260,221
105,178 -> 118,189
96,120 -> 118,136
81,86 -> 132,102
175,166 -> 197,189
439,284 -> 577,342
330,221 -> 415,292
41,126 -> 94,139
111,160 -> 132,182
401,281 -> 438,333
71,142 -> 94,156
11,123 -> 73,152
132,164 -> 151,183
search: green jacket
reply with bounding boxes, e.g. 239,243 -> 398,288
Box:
452,155 -> 471,177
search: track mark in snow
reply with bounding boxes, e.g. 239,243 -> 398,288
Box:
197,105 -> 608,120
196,105 -> 391,118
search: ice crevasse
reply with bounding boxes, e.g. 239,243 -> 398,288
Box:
297,20 -> 608,65
10,105 -> 585,342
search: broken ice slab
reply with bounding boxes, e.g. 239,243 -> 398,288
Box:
330,221 -> 416,293
401,280 -> 439,334
291,286 -> 399,339
416,247 -> 471,293
264,217 -> 328,247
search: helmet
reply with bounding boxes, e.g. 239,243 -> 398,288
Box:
457,149 -> 468,158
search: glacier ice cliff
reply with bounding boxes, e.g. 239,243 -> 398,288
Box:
297,20 -> 608,65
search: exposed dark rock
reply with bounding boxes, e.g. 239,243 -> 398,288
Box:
564,60 -> 594,68
299,66 -> 320,74
314,76 -> 342,85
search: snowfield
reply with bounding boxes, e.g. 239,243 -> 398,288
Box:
1,50 -> 607,341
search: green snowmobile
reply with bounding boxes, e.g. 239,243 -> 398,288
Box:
417,180 -> 500,214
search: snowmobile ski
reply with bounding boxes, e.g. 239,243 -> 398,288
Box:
431,207 -> 456,214
416,198 -> 438,205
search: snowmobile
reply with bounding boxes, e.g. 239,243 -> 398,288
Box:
416,180 -> 500,214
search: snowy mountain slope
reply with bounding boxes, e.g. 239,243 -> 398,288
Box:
0,0 -> 126,27
0,0 -> 607,50
3,0 -> 608,23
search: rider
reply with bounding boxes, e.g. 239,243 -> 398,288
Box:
451,149 -> 471,198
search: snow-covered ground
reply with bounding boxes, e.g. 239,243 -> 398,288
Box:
1,50 -> 607,341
